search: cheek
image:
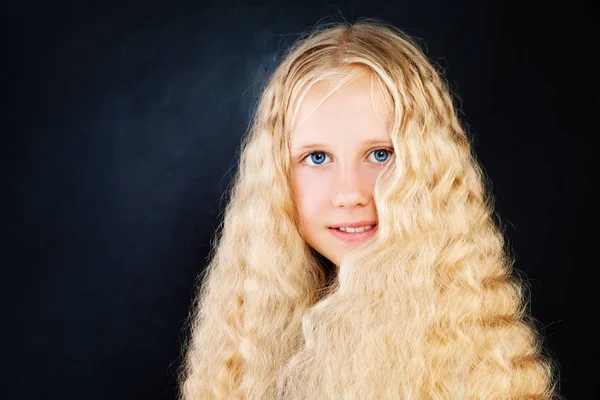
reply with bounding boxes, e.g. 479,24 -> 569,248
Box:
292,170 -> 329,224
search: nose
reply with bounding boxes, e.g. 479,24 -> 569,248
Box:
331,162 -> 371,208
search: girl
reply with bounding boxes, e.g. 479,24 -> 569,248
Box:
178,18 -> 560,399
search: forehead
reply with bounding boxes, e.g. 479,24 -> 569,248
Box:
290,72 -> 392,146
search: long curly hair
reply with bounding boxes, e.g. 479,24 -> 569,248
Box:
177,18 -> 560,399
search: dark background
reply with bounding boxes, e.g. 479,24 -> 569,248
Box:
4,1 -> 594,399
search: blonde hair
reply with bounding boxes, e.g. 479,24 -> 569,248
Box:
178,18 -> 561,399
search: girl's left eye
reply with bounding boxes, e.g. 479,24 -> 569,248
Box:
368,149 -> 393,163
303,148 -> 393,166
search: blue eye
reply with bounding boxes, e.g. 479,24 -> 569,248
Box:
370,149 -> 390,163
308,152 -> 328,165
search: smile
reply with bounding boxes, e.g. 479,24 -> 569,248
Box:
329,224 -> 378,242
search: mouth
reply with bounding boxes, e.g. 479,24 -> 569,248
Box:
328,220 -> 378,230
328,224 -> 378,242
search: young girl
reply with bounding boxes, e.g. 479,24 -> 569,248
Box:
178,18 -> 560,399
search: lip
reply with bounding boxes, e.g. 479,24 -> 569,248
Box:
329,224 -> 378,243
329,220 -> 377,229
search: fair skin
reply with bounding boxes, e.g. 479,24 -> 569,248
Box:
289,71 -> 393,269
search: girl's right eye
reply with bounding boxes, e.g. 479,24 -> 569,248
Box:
303,152 -> 330,166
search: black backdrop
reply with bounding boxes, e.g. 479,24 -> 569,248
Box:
5,1 -> 593,399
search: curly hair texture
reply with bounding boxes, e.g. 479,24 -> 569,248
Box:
178,18 -> 560,399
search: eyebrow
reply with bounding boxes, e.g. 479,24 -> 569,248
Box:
291,138 -> 393,152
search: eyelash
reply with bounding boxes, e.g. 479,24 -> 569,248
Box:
301,148 -> 394,169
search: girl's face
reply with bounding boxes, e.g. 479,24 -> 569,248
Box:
289,73 -> 393,268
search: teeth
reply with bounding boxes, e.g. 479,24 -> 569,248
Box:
338,225 -> 373,233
